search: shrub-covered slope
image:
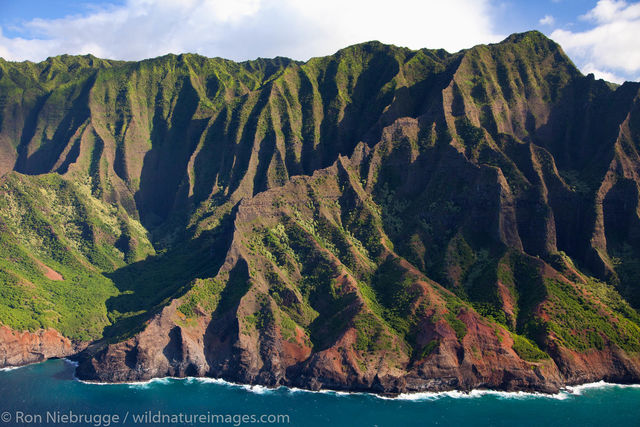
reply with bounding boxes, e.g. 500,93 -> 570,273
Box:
2,31 -> 640,392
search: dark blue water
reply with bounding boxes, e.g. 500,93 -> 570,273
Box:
1,360 -> 639,426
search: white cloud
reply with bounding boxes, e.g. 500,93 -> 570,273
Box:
0,0 -> 502,62
580,0 -> 640,23
581,63 -> 626,84
539,15 -> 555,26
551,0 -> 640,82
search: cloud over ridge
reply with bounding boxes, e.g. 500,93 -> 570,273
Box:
551,0 -> 640,83
0,0 -> 501,62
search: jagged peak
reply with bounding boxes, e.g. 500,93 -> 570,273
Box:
453,30 -> 582,87
501,30 -> 554,45
499,31 -> 578,70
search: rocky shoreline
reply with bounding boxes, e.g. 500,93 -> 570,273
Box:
69,362 -> 640,400
2,346 -> 640,399
0,326 -> 85,368
5,298 -> 638,396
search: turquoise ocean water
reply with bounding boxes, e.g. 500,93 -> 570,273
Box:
1,359 -> 639,426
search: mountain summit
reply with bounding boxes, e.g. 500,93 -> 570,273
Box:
1,32 -> 640,393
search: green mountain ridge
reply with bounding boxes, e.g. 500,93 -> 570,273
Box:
1,31 -> 640,393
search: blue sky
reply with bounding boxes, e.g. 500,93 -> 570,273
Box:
0,0 -> 638,83
496,1 -> 597,34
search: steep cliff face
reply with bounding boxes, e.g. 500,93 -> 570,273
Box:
1,31 -> 640,393
75,119 -> 640,393
0,326 -> 80,367
0,43 -> 451,232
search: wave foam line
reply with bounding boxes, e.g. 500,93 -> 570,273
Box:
565,381 -> 640,395
59,360 -> 640,399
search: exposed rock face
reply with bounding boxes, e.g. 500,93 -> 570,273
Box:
70,171 -> 640,392
75,298 -> 565,393
2,31 -> 640,394
548,346 -> 640,387
76,301 -> 210,381
74,286 -> 640,393
0,326 -> 77,367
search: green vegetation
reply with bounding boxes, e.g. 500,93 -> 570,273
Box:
511,333 -> 548,361
444,299 -> 468,340
177,278 -> 225,318
353,311 -> 394,353
278,310 -> 299,343
0,173 -> 151,340
544,278 -> 640,352
243,297 -> 274,334
367,259 -> 421,337
418,340 -> 440,359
